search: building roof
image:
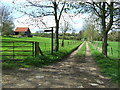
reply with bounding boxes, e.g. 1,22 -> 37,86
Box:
15,27 -> 29,32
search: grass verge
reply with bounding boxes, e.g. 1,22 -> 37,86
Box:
74,42 -> 86,63
75,42 -> 86,57
88,42 -> 119,85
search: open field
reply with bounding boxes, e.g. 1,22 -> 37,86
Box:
2,36 -> 80,52
1,36 -> 82,68
92,41 -> 119,59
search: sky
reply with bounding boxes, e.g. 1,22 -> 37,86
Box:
1,0 -> 89,33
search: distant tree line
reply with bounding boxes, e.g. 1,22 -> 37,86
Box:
32,32 -> 81,40
32,30 -> 119,42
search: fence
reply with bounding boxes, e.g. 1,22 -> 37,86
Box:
41,41 -> 79,53
91,41 -> 114,56
0,41 -> 43,60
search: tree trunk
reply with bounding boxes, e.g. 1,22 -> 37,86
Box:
102,31 -> 108,57
55,21 -> 59,51
101,2 -> 107,57
53,2 -> 59,52
61,33 -> 65,47
53,1 -> 65,51
102,2 -> 113,57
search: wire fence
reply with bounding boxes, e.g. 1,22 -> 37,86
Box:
91,41 -> 118,57
1,40 -> 81,60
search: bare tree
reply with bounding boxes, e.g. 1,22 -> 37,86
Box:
0,3 -> 14,35
13,0 -> 67,51
87,2 -> 119,57
73,1 -> 119,57
61,20 -> 72,47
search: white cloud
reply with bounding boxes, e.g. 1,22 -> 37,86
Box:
13,13 -> 88,33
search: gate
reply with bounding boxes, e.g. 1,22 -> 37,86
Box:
0,41 -> 43,60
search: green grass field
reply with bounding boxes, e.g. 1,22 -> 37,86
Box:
92,41 -> 119,59
1,36 -> 82,68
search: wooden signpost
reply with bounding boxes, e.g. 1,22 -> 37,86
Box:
44,27 -> 54,54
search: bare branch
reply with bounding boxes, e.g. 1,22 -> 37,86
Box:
58,1 -> 66,21
26,0 -> 54,8
57,0 -> 60,5
113,18 -> 120,22
92,3 -> 101,17
86,2 -> 101,17
106,2 -> 114,32
93,2 -> 102,10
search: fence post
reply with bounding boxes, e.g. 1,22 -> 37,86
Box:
45,43 -> 46,50
32,42 -> 34,56
38,43 -> 44,56
35,42 -> 39,57
13,42 -> 14,60
51,28 -> 53,54
96,43 -> 98,50
110,47 -> 113,56
68,42 -> 69,45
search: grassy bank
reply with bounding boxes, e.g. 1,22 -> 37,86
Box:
88,42 -> 119,85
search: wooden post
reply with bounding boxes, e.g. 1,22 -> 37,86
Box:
45,43 -> 46,50
38,45 -> 44,56
32,42 -> 34,56
44,27 -> 54,54
110,47 -> 113,56
68,42 -> 69,45
35,42 -> 39,57
96,43 -> 98,50
13,42 -> 14,60
51,27 -> 53,54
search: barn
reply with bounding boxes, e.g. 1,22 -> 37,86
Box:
14,27 -> 32,37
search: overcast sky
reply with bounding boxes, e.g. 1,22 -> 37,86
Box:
1,0 -> 89,33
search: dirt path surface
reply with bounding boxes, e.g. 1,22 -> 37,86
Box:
2,42 -> 117,88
